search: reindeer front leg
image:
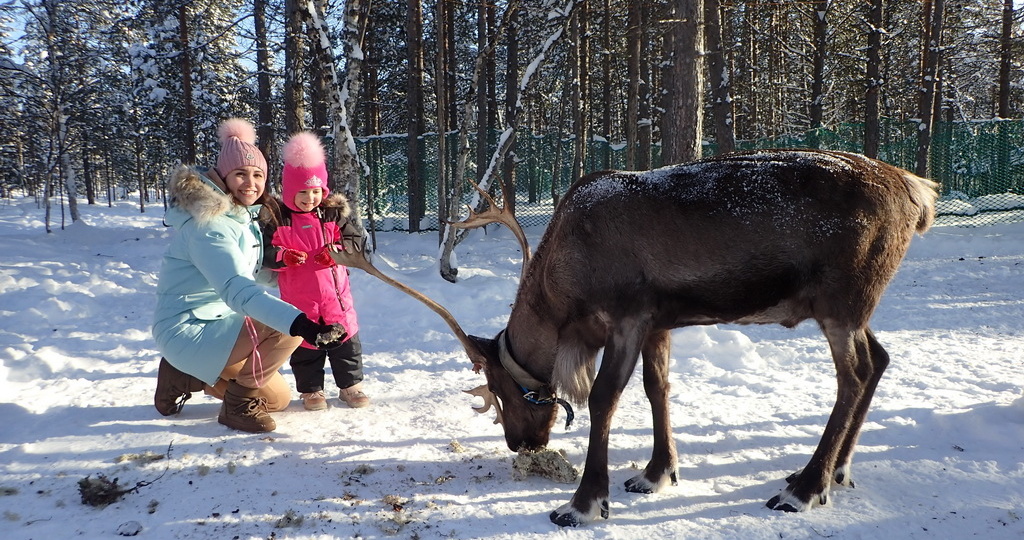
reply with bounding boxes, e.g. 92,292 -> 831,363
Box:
550,326 -> 646,527
625,329 -> 678,493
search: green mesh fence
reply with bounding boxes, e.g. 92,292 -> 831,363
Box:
355,119 -> 1024,231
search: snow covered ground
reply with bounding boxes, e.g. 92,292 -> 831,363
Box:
0,196 -> 1022,539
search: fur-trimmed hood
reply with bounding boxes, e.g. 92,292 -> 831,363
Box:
165,165 -> 243,227
320,192 -> 351,218
265,192 -> 351,226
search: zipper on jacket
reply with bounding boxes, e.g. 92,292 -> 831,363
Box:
320,211 -> 348,312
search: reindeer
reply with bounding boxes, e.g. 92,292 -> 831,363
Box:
332,149 -> 938,527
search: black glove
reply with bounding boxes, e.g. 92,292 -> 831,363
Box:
289,314 -> 347,350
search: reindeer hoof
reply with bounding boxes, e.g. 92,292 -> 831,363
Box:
549,500 -> 609,527
766,494 -> 801,513
624,469 -> 677,493
767,485 -> 830,512
833,464 -> 855,488
624,475 -> 656,494
550,510 -> 583,528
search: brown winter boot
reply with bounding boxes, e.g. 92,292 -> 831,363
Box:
154,357 -> 205,416
218,380 -> 276,433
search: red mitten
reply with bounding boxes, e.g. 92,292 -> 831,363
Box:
313,246 -> 337,267
282,248 -> 307,267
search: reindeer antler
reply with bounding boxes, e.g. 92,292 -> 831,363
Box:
450,176 -> 532,272
329,240 -> 488,367
464,384 -> 504,426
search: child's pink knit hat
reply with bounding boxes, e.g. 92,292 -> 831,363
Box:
216,118 -> 268,177
281,132 -> 330,212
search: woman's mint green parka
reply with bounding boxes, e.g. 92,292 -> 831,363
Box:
152,165 -> 300,385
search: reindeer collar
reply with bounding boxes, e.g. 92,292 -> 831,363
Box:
497,330 -> 549,396
497,330 -> 575,429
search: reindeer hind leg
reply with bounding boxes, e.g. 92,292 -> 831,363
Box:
767,325 -> 881,512
832,327 -> 889,489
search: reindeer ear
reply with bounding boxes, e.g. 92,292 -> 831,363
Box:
468,335 -> 499,370
468,335 -> 498,356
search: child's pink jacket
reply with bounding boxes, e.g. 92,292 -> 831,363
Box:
261,195 -> 359,348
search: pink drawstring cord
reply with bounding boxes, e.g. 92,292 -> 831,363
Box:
244,316 -> 264,388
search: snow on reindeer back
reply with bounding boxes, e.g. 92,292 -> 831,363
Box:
564,150 -> 862,235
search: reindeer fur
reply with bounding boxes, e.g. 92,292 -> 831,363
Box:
469,149 -> 937,527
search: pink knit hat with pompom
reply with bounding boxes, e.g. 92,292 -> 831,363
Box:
216,118 -> 268,177
281,132 -> 330,212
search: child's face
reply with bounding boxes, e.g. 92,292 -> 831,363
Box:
293,187 -> 323,212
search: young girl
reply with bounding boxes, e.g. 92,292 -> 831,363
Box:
262,132 -> 368,411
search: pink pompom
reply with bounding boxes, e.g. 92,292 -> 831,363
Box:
218,118 -> 257,145
282,132 -> 326,169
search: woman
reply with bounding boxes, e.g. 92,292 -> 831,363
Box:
151,118 -> 344,433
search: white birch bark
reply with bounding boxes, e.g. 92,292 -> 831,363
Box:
304,0 -> 369,226
438,0 -> 581,280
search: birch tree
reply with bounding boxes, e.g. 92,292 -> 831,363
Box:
303,0 -> 371,227
438,0 -> 578,281
19,0 -> 90,229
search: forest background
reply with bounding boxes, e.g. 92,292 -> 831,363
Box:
1,0 -> 1023,252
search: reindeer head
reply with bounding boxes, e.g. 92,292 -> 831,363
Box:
332,175 -> 561,451
466,333 -> 558,452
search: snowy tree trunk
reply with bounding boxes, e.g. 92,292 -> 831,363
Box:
807,0 -> 827,149
177,5 -> 196,164
996,0 -> 1014,119
705,0 -> 734,154
569,3 -> 588,186
626,0 -> 641,169
41,1 -> 78,225
406,0 -> 426,232
440,0 -> 498,283
864,0 -> 883,158
304,0 -> 370,228
636,3 -> 652,170
253,0 -> 278,183
915,0 -> 944,177
284,0 -> 307,134
435,0 -> 451,252
661,0 -> 704,165
61,115 -> 80,221
475,1 -> 492,191
597,0 -> 611,170
502,4 -> 520,210
438,0 -> 577,281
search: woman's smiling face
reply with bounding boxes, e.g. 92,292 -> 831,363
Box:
224,166 -> 266,206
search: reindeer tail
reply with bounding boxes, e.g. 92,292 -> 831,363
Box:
903,171 -> 940,233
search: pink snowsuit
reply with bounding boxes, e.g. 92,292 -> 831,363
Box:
266,199 -> 359,349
